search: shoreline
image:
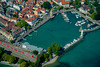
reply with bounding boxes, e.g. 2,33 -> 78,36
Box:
0,61 -> 20,67
42,56 -> 59,67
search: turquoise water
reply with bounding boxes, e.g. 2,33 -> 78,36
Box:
0,63 -> 12,67
20,12 -> 100,67
21,12 -> 89,49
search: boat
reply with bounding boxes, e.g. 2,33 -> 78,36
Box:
77,21 -> 81,23
87,24 -> 91,28
23,39 -> 27,40
34,31 -> 38,32
81,22 -> 86,25
75,23 -> 78,26
29,35 -> 32,36
61,12 -> 70,22
79,24 -> 81,26
76,15 -> 78,19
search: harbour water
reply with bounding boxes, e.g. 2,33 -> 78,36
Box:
1,12 -> 100,67
0,63 -> 11,67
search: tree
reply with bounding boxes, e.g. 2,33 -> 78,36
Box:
48,54 -> 52,59
96,6 -> 100,14
17,59 -> 25,64
89,8 -> 94,14
93,1 -> 99,7
27,26 -> 31,29
47,47 -> 52,54
10,40 -> 14,44
16,20 -> 28,28
20,61 -> 27,67
44,53 -> 49,59
2,53 -> 10,61
32,50 -> 38,55
90,12 -> 97,19
84,0 -> 89,5
9,56 -> 16,64
51,43 -> 61,55
42,1 -> 51,9
72,1 -> 76,6
13,14 -> 18,18
45,58 -> 48,61
0,47 -> 3,55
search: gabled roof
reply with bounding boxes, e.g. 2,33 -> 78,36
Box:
62,1 -> 69,5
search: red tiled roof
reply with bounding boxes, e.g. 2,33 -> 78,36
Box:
0,17 -> 8,24
11,17 -> 17,20
62,1 -> 69,5
0,28 -> 10,35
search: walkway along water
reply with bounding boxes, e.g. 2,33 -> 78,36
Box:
42,30 -> 84,67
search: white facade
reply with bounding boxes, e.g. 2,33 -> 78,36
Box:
26,21 -> 33,26
79,7 -> 88,14
1,0 -> 8,2
13,4 -> 21,10
61,4 -> 69,7
52,0 -> 69,7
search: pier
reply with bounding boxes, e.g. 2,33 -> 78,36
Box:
42,30 -> 84,67
79,26 -> 100,33
74,9 -> 100,25
15,14 -> 54,42
64,30 -> 83,50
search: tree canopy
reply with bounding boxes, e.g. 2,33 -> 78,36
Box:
93,0 -> 99,7
16,20 -> 31,29
96,6 -> 100,14
42,1 -> 51,9
47,43 -> 61,55
9,56 -> 16,64
20,61 -> 28,67
0,47 -> 3,55
32,50 -> 38,55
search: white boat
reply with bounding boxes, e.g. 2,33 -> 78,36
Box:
34,31 -> 38,32
81,22 -> 86,25
75,23 -> 78,26
62,12 -> 70,22
82,19 -> 84,22
79,24 -> 81,26
77,21 -> 81,23
76,15 -> 78,19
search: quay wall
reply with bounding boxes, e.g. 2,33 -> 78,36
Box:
79,26 -> 100,33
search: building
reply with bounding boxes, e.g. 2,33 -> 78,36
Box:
22,15 -> 38,26
13,4 -> 22,10
53,0 -> 70,7
79,5 -> 90,14
81,0 -> 85,5
61,1 -> 69,7
22,42 -> 43,54
0,18 -> 22,40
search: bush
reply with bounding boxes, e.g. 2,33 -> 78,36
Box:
33,50 -> 38,55
10,40 -> 14,44
42,1 -> 51,9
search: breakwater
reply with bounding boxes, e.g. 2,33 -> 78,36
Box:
42,30 -> 84,67
79,26 -> 100,33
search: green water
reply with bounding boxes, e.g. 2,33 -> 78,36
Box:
20,12 -> 100,67
0,63 -> 12,67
